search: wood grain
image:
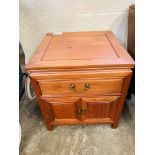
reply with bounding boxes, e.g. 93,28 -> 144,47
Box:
25,31 -> 134,70
38,78 -> 123,96
25,31 -> 134,130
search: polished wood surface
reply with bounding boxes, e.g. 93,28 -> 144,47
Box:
42,32 -> 118,60
25,31 -> 134,71
42,96 -> 120,124
25,31 -> 134,130
38,78 -> 123,96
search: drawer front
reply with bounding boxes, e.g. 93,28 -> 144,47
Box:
38,78 -> 124,96
43,96 -> 120,124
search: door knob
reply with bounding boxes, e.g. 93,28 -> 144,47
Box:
77,108 -> 82,114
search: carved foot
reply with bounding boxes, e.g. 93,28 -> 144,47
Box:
111,122 -> 118,129
47,125 -> 54,131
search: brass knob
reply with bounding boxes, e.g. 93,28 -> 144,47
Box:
85,83 -> 90,89
77,108 -> 87,115
70,84 -> 76,89
69,83 -> 90,92
82,108 -> 87,112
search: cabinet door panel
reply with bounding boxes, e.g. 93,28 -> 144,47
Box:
82,96 -> 120,121
42,96 -> 120,124
88,102 -> 110,118
44,98 -> 80,123
52,103 -> 76,119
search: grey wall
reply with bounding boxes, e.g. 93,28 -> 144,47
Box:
19,0 -> 134,62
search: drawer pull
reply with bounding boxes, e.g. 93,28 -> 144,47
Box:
70,83 -> 91,92
85,83 -> 90,89
70,84 -> 76,89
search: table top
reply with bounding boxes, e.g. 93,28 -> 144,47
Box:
26,31 -> 134,70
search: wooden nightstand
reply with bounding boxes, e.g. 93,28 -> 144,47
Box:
25,31 -> 134,130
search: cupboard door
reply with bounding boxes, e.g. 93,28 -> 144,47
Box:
42,96 -> 120,124
43,98 -> 81,124
81,96 -> 120,122
52,102 -> 76,119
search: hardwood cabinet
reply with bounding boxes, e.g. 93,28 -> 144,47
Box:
41,96 -> 120,124
25,31 -> 134,130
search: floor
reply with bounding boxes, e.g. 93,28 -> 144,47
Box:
19,93 -> 135,155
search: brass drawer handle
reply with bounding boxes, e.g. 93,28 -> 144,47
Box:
70,83 -> 91,92
85,83 -> 90,89
70,84 -> 76,89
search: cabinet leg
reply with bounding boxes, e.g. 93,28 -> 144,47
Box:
111,122 -> 118,129
47,124 -> 54,131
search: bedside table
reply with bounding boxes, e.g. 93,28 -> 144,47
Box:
25,31 -> 134,130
